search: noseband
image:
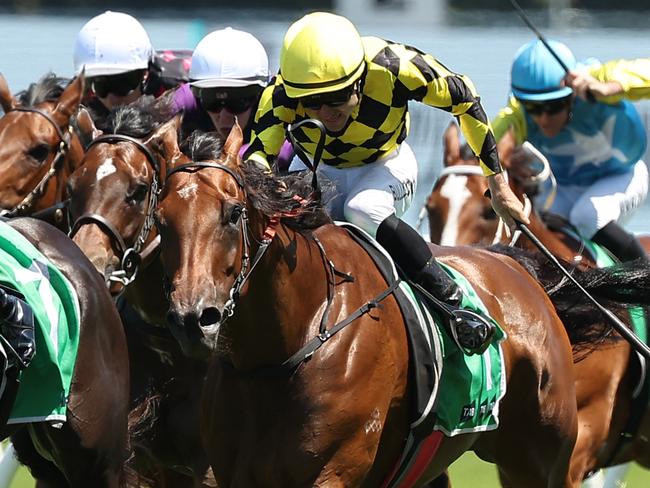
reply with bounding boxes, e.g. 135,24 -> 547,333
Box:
0,106 -> 73,218
69,134 -> 162,286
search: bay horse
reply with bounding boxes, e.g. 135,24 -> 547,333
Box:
0,217 -> 129,487
66,101 -> 214,487
425,122 -> 650,485
0,73 -> 95,231
151,124 -> 650,487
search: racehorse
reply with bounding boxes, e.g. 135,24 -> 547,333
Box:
0,217 -> 129,487
0,73 -> 93,231
66,101 -> 214,487
425,122 -> 650,484
151,124 -> 650,487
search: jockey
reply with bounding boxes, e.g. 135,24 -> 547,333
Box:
0,287 -> 35,372
173,27 -> 294,170
73,11 -> 154,123
243,12 -> 529,354
492,39 -> 649,263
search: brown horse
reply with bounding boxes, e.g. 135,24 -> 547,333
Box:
0,73 -> 94,231
0,217 -> 129,487
66,102 -> 214,487
425,122 -> 650,484
149,125 -> 624,487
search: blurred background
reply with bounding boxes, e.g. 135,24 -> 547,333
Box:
0,2 -> 650,484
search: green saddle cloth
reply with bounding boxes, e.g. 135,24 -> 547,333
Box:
430,263 -> 507,436
0,221 -> 80,424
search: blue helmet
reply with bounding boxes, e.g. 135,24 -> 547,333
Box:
511,39 -> 576,102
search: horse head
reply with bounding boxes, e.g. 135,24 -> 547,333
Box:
68,99 -> 182,292
156,123 -> 247,359
426,122 -> 502,245
0,73 -> 88,223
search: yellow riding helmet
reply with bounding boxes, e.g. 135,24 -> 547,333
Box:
280,12 -> 365,99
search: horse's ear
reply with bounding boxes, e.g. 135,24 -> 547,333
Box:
443,122 -> 461,166
76,107 -> 102,141
497,127 -> 516,170
0,73 -> 17,114
52,75 -> 85,126
144,113 -> 183,162
221,120 -> 243,167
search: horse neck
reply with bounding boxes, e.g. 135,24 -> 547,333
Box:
221,223 -> 331,371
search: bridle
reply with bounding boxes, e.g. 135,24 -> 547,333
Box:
165,161 -> 273,320
69,134 -> 162,286
0,106 -> 73,218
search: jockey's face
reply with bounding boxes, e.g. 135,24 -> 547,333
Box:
521,96 -> 572,138
207,106 -> 254,140
301,83 -> 360,133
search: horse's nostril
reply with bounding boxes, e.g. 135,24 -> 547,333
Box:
200,307 -> 221,327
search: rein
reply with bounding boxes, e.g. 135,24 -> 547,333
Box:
0,107 -> 73,218
69,134 -> 162,286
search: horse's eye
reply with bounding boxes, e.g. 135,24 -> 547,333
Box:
126,183 -> 149,205
229,205 -> 243,225
28,144 -> 50,164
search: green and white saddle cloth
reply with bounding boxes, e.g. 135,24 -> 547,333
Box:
0,221 -> 80,424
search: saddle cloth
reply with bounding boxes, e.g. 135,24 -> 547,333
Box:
338,223 -> 506,487
0,221 -> 80,424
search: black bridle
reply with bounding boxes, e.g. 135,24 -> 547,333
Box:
69,134 -> 162,286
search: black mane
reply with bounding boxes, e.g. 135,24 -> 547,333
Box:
104,95 -> 174,138
242,162 -> 332,231
16,72 -> 68,107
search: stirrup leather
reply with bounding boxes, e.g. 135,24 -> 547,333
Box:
448,309 -> 496,356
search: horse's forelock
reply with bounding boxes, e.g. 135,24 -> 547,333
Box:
16,72 -> 68,107
106,96 -> 174,138
181,131 -> 222,162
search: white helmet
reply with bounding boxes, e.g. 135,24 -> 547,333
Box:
73,11 -> 153,77
189,27 -> 269,89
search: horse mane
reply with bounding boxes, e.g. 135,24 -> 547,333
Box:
105,95 -> 175,138
16,72 -> 68,107
241,163 -> 332,231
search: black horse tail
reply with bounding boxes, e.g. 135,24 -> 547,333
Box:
490,245 -> 650,358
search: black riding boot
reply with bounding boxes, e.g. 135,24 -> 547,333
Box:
376,214 -> 495,355
592,221 -> 647,262
0,287 -> 35,371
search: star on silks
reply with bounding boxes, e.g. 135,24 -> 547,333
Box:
543,115 -> 627,174
13,259 -> 60,353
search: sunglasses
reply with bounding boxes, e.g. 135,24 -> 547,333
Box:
522,97 -> 572,116
192,87 -> 258,114
299,85 -> 357,111
90,70 -> 145,98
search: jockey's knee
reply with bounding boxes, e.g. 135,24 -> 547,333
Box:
343,197 -> 390,238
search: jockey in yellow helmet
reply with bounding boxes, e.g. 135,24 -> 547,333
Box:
244,12 -> 528,354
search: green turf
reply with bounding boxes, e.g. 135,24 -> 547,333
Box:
6,452 -> 650,486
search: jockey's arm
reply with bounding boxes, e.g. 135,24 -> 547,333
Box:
243,83 -> 291,171
396,47 -> 529,227
491,97 -> 528,144
565,58 -> 650,103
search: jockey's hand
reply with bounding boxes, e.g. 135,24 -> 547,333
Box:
487,172 -> 530,232
562,70 -> 624,101
509,146 -> 536,182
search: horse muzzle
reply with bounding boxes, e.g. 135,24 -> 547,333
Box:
166,305 -> 222,359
